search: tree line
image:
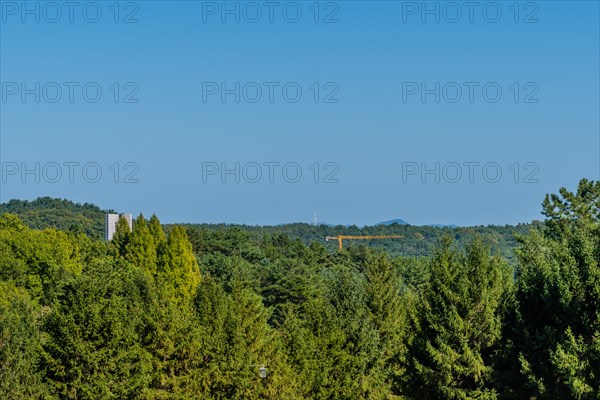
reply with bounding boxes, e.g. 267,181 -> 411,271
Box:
0,196 -> 541,264
0,179 -> 598,399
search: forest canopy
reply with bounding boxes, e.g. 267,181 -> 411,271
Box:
0,179 -> 598,399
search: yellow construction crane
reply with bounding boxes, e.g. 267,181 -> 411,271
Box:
325,235 -> 404,251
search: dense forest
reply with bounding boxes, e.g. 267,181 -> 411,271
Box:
1,179 -> 599,399
0,197 -> 541,265
179,222 -> 541,266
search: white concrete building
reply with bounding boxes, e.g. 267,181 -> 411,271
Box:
105,213 -> 133,240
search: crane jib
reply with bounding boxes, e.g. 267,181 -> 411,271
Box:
325,235 -> 404,250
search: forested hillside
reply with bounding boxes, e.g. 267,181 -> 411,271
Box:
1,179 -> 599,399
0,197 -> 110,239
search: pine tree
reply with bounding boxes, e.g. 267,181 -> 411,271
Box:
365,253 -> 413,396
509,179 -> 600,398
284,263 -> 386,399
143,283 -> 206,398
407,237 -> 509,399
195,276 -> 301,399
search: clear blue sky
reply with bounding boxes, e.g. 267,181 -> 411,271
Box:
1,1 -> 598,226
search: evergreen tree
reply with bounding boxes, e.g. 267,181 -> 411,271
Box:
508,179 -> 600,398
283,263 -> 387,399
142,283 -> 206,398
125,214 -> 158,277
42,259 -> 153,399
148,214 -> 169,275
407,238 -> 509,399
195,276 -> 301,399
109,216 -> 132,258
3,182 -> 598,399
365,253 -> 414,396
148,214 -> 166,245
157,225 -> 201,302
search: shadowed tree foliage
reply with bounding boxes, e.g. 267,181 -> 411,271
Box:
109,216 -> 132,258
502,179 -> 600,399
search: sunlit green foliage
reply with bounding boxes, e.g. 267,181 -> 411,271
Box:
0,179 -> 598,399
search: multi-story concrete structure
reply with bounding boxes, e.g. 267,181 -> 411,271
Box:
105,213 -> 133,241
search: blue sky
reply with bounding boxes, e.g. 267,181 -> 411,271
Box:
1,1 -> 599,226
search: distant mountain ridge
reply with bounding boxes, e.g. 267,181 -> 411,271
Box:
375,219 -> 457,228
375,219 -> 410,226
